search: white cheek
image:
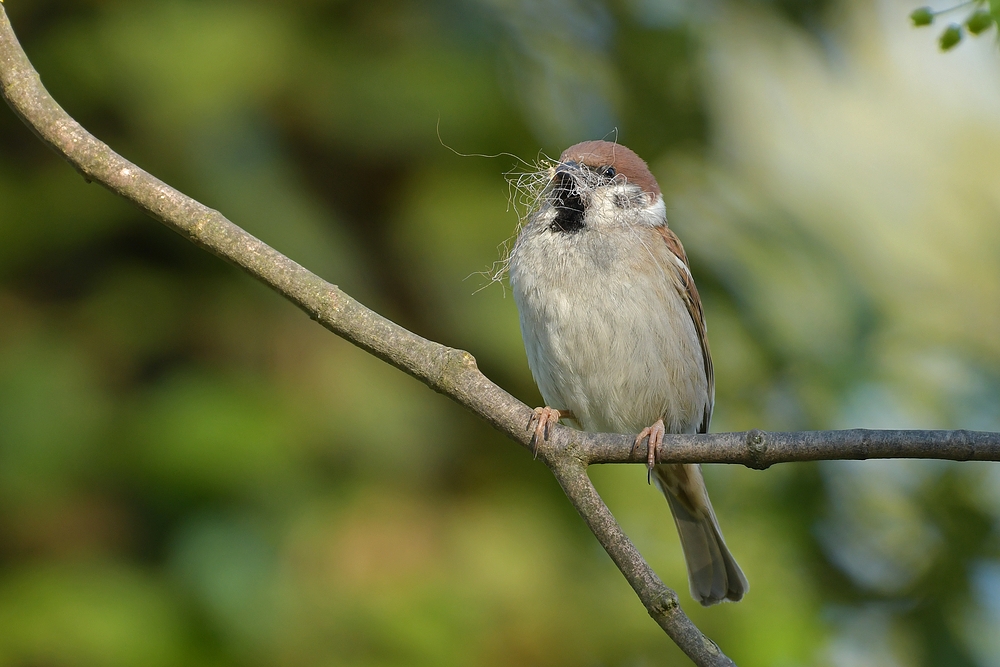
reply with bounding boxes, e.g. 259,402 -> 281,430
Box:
645,195 -> 666,224
587,188 -> 665,230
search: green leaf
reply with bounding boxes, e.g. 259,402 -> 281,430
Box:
940,23 -> 963,50
910,7 -> 934,26
966,10 -> 994,34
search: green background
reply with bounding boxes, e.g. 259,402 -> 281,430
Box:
2,0 -> 1000,665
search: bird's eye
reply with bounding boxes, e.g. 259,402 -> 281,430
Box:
600,165 -> 616,179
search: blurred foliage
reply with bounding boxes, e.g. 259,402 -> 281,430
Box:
909,1 -> 999,50
1,0 -> 1000,665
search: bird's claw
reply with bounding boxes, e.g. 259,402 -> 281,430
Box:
528,407 -> 563,458
634,419 -> 666,483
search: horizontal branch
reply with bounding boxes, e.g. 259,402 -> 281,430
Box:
565,428 -> 1000,468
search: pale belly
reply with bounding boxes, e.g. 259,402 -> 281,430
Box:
512,251 -> 708,436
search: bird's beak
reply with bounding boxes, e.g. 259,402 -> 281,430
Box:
552,160 -> 581,192
554,160 -> 579,179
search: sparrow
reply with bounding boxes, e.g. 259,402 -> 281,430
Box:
508,140 -> 747,605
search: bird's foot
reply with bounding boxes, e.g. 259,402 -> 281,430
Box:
634,419 -> 665,483
527,407 -> 572,458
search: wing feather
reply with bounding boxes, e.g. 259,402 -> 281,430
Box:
656,226 -> 714,434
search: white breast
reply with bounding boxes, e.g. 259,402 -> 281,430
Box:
509,215 -> 709,436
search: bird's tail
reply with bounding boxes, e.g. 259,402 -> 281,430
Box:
653,463 -> 748,606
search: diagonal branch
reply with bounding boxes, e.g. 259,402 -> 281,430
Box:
3,8 -> 999,666
548,455 -> 734,665
0,9 -> 732,665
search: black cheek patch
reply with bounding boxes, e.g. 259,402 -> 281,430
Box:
549,172 -> 585,234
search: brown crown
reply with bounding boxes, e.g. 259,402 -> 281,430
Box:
558,140 -> 660,198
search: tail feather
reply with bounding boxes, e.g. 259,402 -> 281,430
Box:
653,463 -> 748,606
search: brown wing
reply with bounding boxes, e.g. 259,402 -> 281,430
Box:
657,226 -> 714,434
